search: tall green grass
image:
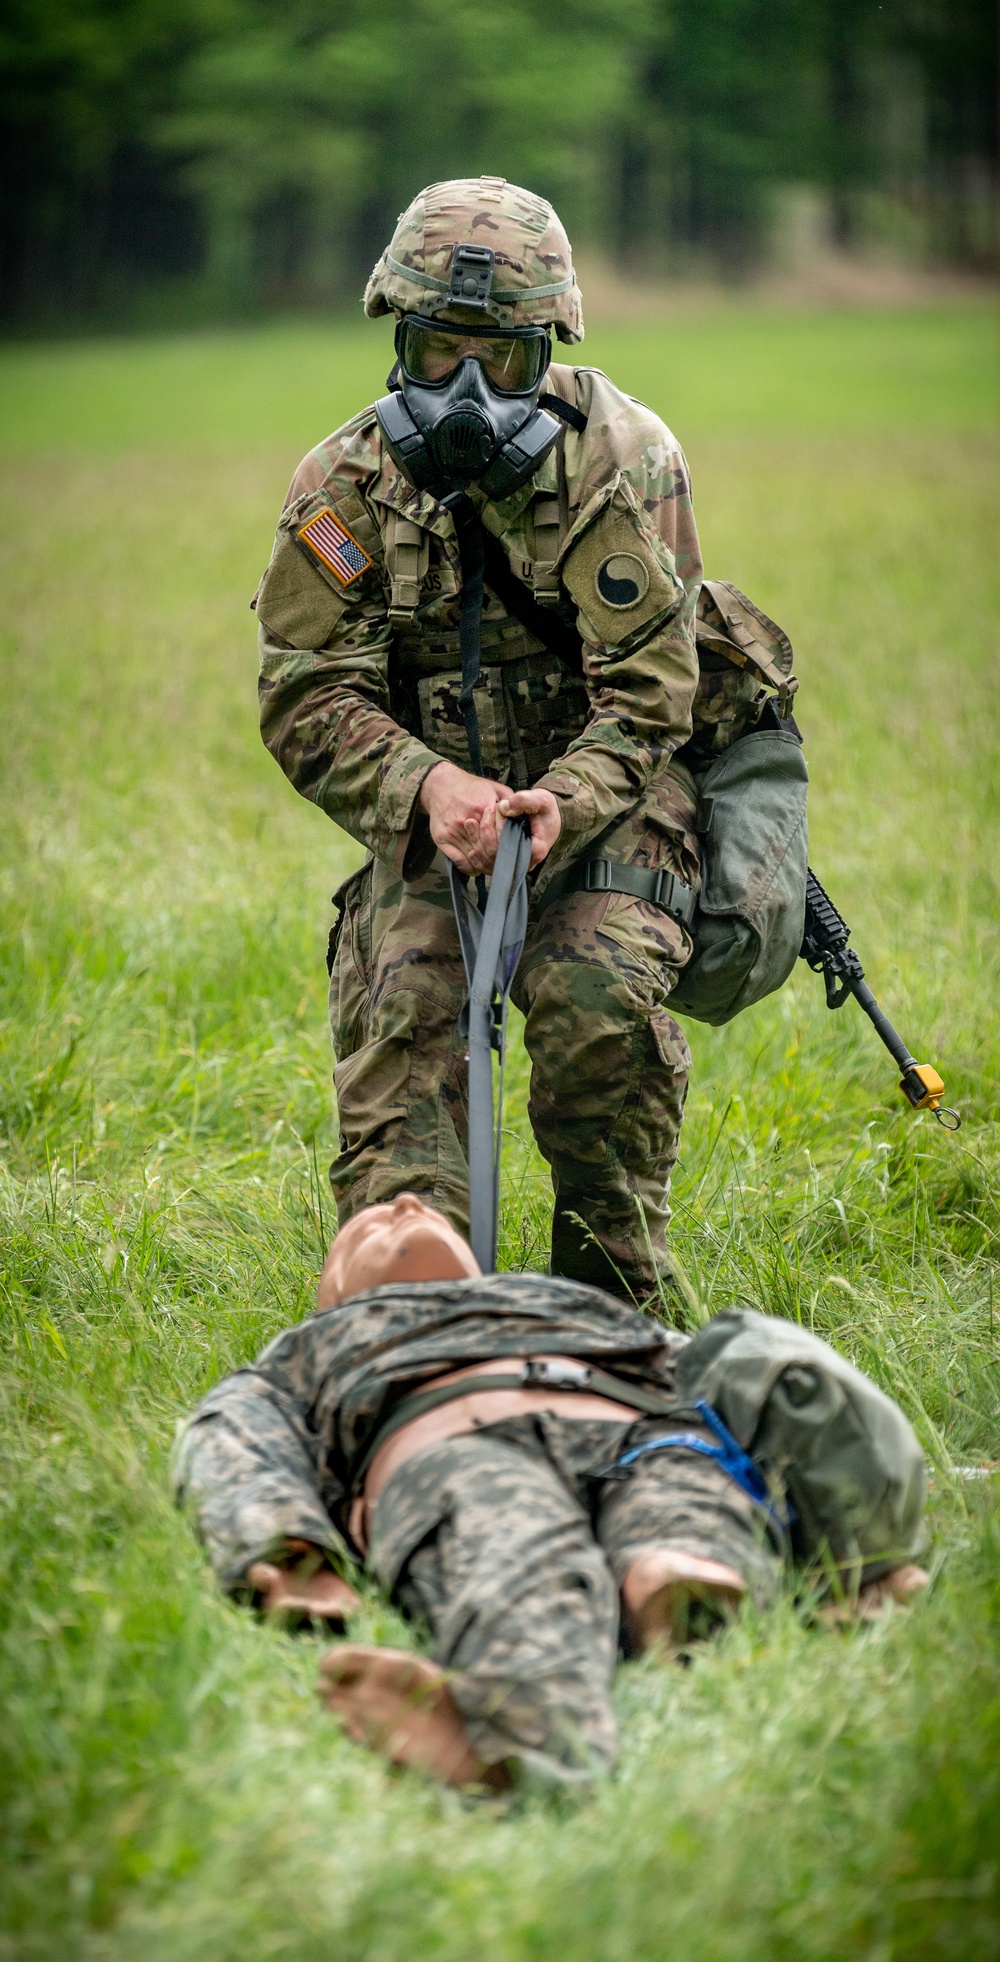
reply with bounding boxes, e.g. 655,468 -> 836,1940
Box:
0,306 -> 998,1959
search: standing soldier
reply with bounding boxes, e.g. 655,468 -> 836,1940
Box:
255,177 -> 704,1301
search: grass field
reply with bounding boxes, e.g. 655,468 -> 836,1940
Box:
1,303 -> 998,1959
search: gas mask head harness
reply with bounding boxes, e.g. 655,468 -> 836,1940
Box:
375,244 -> 561,499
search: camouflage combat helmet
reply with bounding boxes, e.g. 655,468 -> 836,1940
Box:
364,176 -> 584,344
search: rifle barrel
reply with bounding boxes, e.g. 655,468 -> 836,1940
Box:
849,978 -> 917,1075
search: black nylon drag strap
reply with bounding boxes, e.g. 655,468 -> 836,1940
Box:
356,1361 -> 681,1482
450,814 -> 533,1272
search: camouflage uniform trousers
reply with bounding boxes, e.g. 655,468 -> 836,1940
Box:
328,758 -> 701,1300
367,1410 -> 781,1785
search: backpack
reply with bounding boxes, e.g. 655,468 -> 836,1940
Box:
670,581 -> 809,1026
676,1309 -> 927,1583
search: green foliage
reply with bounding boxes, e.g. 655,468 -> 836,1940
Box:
615,0 -> 827,265
0,0 -> 216,310
0,306 -> 999,1955
0,0 -> 995,323
165,0 -> 636,305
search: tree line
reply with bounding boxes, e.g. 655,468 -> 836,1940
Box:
1,0 -> 995,327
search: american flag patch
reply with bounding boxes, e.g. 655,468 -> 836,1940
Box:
297,508 -> 373,587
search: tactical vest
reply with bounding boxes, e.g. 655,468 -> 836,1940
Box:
380,493 -> 589,791
264,469 -> 799,789
380,506 -> 798,790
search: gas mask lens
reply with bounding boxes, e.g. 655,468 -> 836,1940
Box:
400,319 -> 549,395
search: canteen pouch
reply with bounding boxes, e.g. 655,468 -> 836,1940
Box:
676,1310 -> 927,1583
670,724 -> 809,1025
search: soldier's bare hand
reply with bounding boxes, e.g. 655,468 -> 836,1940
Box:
497,788 -> 562,869
419,760 -> 511,874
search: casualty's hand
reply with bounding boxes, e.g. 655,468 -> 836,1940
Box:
497,788 -> 562,870
247,1542 -> 361,1625
817,1563 -> 929,1627
419,760 -> 511,875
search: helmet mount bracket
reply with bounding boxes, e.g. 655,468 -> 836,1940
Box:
448,244 -> 495,311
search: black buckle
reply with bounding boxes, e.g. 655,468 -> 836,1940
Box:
582,859 -> 612,893
523,1357 -> 592,1390
653,867 -> 695,925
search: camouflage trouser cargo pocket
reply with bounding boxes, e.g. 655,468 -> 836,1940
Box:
512,758 -> 700,1299
327,856 -> 470,1229
328,862 -> 372,1041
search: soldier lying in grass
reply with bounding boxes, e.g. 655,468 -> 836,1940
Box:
173,1195 -> 929,1793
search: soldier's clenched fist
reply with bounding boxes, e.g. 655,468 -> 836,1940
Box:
419,759 -> 511,874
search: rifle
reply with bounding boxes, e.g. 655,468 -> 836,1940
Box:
801,869 -> 960,1129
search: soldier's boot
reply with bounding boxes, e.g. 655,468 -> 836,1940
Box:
620,1548 -> 748,1657
549,1167 -> 675,1302
318,1644 -> 511,1791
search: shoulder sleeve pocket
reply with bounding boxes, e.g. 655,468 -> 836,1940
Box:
562,494 -> 684,648
255,488 -> 384,650
255,526 -> 350,649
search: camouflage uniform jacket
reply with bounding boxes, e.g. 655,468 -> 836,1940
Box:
255,364 -> 702,879
173,1273 -> 687,1590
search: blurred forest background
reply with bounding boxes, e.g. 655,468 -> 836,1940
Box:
1,0 -> 996,330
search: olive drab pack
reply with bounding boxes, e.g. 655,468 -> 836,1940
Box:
675,1310 -> 927,1582
669,582 -> 810,1026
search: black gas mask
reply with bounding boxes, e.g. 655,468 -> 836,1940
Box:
375,245 -> 561,498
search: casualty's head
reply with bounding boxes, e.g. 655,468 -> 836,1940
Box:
317,1193 -> 481,1308
364,176 -> 584,498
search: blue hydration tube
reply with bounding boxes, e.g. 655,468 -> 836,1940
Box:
606,1399 -> 793,1535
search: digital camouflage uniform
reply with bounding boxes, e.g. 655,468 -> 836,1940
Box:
173,1273 -> 781,1784
255,178 -> 709,1300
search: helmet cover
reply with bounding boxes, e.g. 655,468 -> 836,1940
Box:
364,176 -> 584,344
